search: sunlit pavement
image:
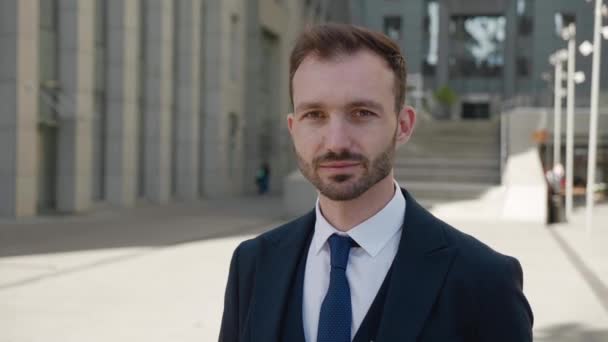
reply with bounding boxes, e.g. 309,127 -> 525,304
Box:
0,196 -> 607,341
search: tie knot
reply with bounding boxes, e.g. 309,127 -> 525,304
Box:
328,234 -> 355,270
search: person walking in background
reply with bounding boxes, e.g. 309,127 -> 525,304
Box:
220,24 -> 533,342
255,162 -> 271,195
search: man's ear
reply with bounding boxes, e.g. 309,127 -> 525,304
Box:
395,106 -> 416,145
287,112 -> 295,135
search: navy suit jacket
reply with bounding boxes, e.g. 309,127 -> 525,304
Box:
219,189 -> 534,341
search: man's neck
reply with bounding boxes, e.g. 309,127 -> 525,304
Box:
318,175 -> 397,232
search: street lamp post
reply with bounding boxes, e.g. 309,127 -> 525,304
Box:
581,0 -> 607,233
550,50 -> 567,169
562,24 -> 587,220
565,25 -> 576,220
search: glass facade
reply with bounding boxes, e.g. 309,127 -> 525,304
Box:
448,15 -> 506,79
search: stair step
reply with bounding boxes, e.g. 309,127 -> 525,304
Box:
397,118 -> 502,202
408,139 -> 499,146
400,151 -> 499,159
394,170 -> 500,184
415,119 -> 500,132
394,157 -> 499,168
396,181 -> 495,201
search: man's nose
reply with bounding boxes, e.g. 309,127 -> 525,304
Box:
324,116 -> 352,152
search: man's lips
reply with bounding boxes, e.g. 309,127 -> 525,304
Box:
318,161 -> 361,169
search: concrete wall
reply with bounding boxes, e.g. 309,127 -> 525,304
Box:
0,0 -> 331,217
140,0 -> 174,203
243,0 -> 287,195
56,0 -> 95,213
0,0 -> 39,217
501,107 -> 548,223
200,0 -> 246,197
545,108 -> 608,139
105,0 -> 139,207
283,170 -> 317,219
173,0 -> 202,200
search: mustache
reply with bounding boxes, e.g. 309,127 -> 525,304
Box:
313,150 -> 367,167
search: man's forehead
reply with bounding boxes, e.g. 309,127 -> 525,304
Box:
292,50 -> 394,109
295,49 -> 391,74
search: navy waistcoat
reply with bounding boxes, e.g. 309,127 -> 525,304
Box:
279,234 -> 394,342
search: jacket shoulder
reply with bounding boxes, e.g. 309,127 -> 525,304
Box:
437,219 -> 533,333
439,220 -> 520,273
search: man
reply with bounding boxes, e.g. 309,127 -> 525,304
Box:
219,24 -> 533,342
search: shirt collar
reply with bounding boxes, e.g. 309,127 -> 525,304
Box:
312,180 -> 406,257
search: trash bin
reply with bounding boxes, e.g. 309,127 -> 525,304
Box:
549,194 -> 565,223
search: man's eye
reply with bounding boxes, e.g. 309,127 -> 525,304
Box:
353,110 -> 375,118
303,111 -> 324,119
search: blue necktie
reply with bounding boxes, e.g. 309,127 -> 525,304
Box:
317,234 -> 356,342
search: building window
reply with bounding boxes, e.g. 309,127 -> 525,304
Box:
555,13 -> 575,37
518,16 -> 533,36
230,15 -> 239,81
448,15 -> 506,78
383,16 -> 402,41
228,112 -> 239,177
517,0 -> 527,15
422,0 -> 438,76
516,56 -> 530,77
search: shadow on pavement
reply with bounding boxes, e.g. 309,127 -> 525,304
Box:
0,195 -> 289,257
535,323 -> 608,342
547,227 -> 608,316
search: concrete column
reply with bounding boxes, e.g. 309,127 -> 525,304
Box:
174,0 -> 201,200
243,0 -> 261,195
105,0 -> 139,206
56,0 -> 95,213
436,0 -> 450,88
0,0 -> 39,217
201,0 -> 226,197
142,0 -> 174,203
503,0 -> 517,99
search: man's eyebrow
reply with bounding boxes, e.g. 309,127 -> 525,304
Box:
346,100 -> 384,112
295,100 -> 385,113
295,101 -> 324,113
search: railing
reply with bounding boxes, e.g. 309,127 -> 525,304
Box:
501,95 -> 535,113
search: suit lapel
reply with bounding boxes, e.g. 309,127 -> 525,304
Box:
376,190 -> 458,342
248,210 -> 315,342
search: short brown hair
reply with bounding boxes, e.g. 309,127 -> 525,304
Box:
289,23 -> 407,112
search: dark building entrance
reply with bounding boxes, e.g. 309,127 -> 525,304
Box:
462,102 -> 490,119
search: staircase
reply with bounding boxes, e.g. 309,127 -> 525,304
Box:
395,118 -> 502,205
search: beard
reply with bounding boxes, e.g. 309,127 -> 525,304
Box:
295,137 -> 396,201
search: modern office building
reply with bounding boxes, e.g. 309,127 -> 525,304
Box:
0,0 -> 345,218
347,0 -> 608,118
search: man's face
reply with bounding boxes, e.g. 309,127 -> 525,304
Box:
288,50 -> 414,201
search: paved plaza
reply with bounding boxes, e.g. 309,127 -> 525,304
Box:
1,195 -> 607,341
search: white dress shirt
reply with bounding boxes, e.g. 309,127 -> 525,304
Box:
302,181 -> 406,341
